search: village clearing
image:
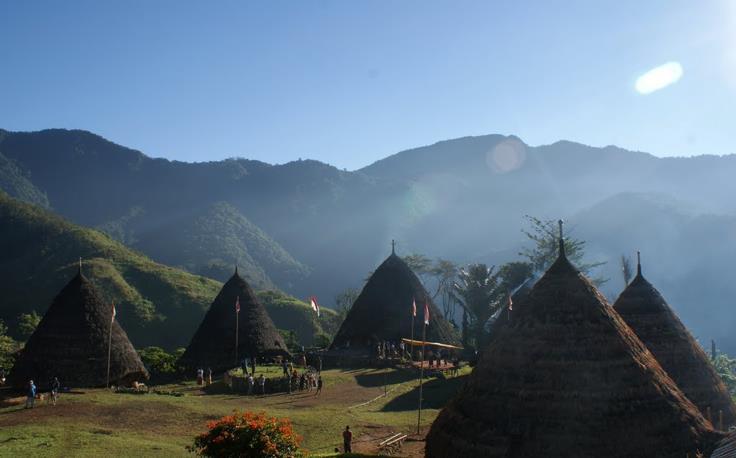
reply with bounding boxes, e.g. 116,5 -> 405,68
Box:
0,367 -> 470,457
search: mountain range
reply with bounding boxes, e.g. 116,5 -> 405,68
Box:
0,128 -> 735,353
0,191 -> 337,350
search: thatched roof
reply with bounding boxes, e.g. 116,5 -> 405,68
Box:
179,269 -> 290,371
614,256 -> 736,429
330,250 -> 459,350
9,270 -> 148,389
711,432 -> 736,458
426,241 -> 723,457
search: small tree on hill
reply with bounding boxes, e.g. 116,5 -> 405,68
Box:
520,215 -> 606,284
334,287 -> 359,321
0,320 -> 20,371
17,311 -> 41,340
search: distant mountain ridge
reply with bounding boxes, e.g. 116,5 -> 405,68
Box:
0,191 -> 336,349
1,128 -> 736,353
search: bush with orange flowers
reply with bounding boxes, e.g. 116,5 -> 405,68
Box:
189,411 -> 304,457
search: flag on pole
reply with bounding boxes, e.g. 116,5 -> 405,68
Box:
423,300 -> 430,325
111,302 -> 116,323
235,296 -> 240,313
310,296 -> 320,317
412,298 -> 417,317
508,294 -> 513,311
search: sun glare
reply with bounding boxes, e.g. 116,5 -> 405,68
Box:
635,62 -> 684,94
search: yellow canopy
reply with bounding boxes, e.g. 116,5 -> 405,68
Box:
401,338 -> 463,350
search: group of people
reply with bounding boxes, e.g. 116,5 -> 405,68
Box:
376,340 -> 405,359
244,373 -> 267,395
195,368 -> 213,386
23,377 -> 61,408
287,368 -> 323,395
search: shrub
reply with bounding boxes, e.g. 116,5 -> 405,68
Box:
190,411 -> 304,457
138,346 -> 184,381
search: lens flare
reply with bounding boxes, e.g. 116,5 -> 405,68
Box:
486,138 -> 527,174
635,62 -> 683,94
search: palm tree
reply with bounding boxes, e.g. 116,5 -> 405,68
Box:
453,264 -> 504,350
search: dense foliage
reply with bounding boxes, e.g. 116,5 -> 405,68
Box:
138,346 -> 185,380
16,311 -> 40,340
190,412 -> 303,457
0,151 -> 49,208
712,352 -> 736,397
0,320 -> 20,372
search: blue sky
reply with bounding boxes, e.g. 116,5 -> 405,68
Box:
1,1 -> 734,169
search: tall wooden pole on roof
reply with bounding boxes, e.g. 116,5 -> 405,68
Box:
235,265 -> 240,366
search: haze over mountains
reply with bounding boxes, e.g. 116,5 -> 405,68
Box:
1,128 -> 735,353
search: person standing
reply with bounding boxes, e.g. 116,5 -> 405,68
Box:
342,426 -> 353,453
250,356 -> 257,376
50,377 -> 61,406
282,359 -> 289,376
247,373 -> 254,395
196,368 -> 204,386
207,368 -> 213,385
316,375 -> 323,396
25,380 -> 36,409
258,374 -> 266,395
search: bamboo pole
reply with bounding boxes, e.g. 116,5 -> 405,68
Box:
106,303 -> 113,388
416,321 -> 427,434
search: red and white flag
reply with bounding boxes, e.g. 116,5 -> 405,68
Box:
423,300 -> 430,326
508,294 -> 513,311
235,296 -> 240,313
412,298 -> 417,317
111,303 -> 116,323
310,296 -> 320,317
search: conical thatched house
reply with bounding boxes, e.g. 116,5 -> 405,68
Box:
330,247 -> 459,350
179,268 -> 289,372
614,254 -> 736,429
9,269 -> 148,389
426,229 -> 722,458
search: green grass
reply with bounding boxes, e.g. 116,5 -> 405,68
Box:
0,367 -> 469,457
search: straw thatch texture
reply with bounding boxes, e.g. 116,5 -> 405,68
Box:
614,268 -> 736,429
179,270 -> 290,372
711,431 -> 736,458
9,271 -> 148,389
426,254 -> 723,458
330,252 -> 459,350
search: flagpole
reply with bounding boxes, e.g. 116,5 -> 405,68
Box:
417,319 -> 427,434
235,304 -> 240,366
106,303 -> 114,388
410,313 -> 415,361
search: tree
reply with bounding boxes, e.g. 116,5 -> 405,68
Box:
452,264 -> 503,349
0,320 -> 20,371
17,311 -> 41,340
711,352 -> 736,396
403,254 -> 433,284
620,254 -> 634,287
334,287 -> 359,321
138,346 -> 184,379
519,215 -> 606,284
431,259 -> 459,321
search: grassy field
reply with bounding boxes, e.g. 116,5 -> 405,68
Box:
0,366 -> 470,457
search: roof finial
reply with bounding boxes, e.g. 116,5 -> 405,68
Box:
558,219 -> 565,257
235,264 -> 239,275
636,250 -> 641,276
391,239 -> 396,255
78,257 -> 82,275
